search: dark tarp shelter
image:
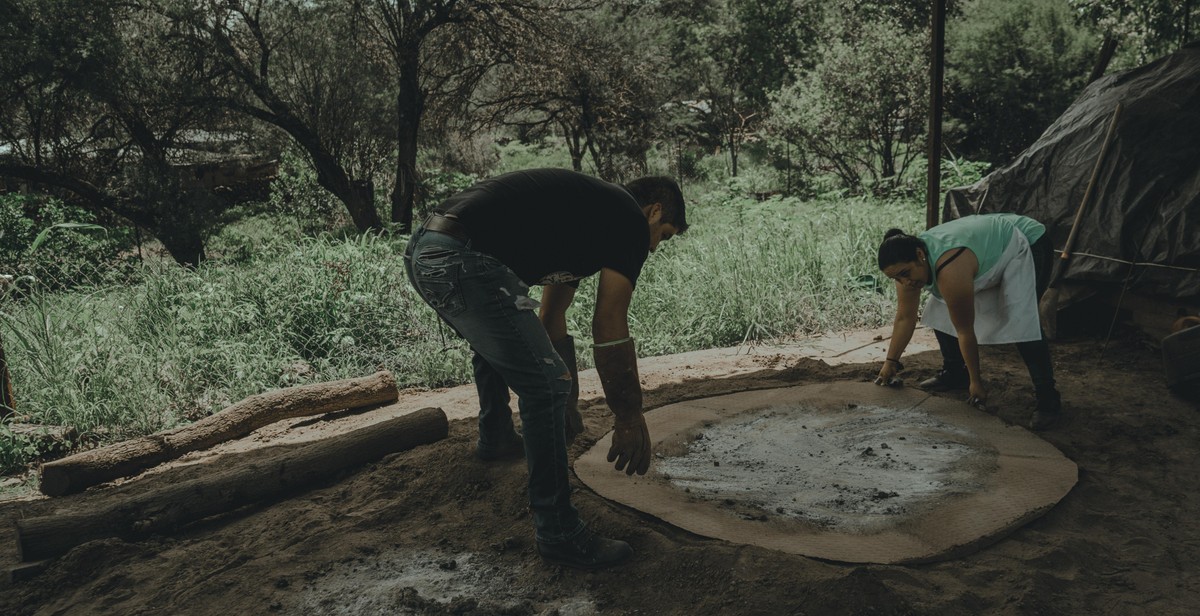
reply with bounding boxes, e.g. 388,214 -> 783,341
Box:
944,41 -> 1200,316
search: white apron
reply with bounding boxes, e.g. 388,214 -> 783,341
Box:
920,229 -> 1042,344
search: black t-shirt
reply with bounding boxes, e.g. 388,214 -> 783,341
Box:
436,168 -> 650,287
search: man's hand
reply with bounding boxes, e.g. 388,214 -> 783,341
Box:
608,415 -> 651,475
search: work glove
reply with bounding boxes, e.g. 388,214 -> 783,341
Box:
593,338 -> 651,476
609,414 -> 651,476
551,335 -> 585,444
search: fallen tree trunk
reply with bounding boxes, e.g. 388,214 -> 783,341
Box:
39,371 -> 399,496
16,406 -> 447,562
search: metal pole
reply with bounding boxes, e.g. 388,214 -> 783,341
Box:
926,0 -> 947,230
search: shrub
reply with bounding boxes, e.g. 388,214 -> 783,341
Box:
0,193 -> 138,290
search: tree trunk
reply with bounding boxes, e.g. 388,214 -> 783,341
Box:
391,51 -> 424,232
0,329 -> 13,418
729,129 -> 740,178
16,406 -> 448,562
154,220 -> 208,268
310,152 -> 383,232
563,123 -> 586,172
40,371 -> 399,496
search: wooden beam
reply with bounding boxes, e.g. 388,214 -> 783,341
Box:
16,406 -> 448,563
926,0 -> 947,229
39,370 -> 399,496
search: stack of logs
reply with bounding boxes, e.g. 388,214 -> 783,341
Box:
8,370 -> 449,578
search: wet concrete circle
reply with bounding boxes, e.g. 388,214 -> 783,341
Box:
576,382 -> 1077,564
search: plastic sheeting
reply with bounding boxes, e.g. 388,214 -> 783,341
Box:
944,42 -> 1200,300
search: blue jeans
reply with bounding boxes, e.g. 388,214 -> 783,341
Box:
404,227 -> 583,543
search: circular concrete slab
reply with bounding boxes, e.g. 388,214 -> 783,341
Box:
576,382 -> 1077,564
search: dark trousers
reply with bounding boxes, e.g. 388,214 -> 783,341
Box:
404,227 -> 582,544
935,234 -> 1057,395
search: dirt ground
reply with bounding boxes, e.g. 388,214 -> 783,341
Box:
1,324 -> 1198,615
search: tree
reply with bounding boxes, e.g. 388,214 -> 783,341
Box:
357,0 -> 596,231
0,0 -> 236,266
770,14 -> 928,192
658,0 -> 820,177
1071,0 -> 1198,67
471,2 -> 667,181
946,0 -> 1096,164
166,0 -> 389,233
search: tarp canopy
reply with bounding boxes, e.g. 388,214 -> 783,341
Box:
945,41 -> 1200,301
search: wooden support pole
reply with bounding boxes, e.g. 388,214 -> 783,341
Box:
16,406 -> 448,562
39,370 -> 399,496
926,0 -> 947,230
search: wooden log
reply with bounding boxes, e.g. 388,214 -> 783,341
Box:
5,560 -> 48,585
16,406 -> 447,562
39,370 -> 399,497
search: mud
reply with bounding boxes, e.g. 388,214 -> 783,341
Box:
1,334 -> 1198,615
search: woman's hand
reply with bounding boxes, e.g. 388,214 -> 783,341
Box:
874,359 -> 901,386
967,380 -> 988,411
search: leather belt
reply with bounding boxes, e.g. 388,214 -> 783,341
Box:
422,213 -> 470,243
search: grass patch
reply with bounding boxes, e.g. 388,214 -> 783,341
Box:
0,190 -> 922,474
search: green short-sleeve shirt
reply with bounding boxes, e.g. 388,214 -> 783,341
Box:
919,213 -> 1045,298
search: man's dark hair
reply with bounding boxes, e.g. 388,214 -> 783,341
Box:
623,176 -> 688,233
877,228 -> 926,270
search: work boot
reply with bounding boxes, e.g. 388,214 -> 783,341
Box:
1029,390 -> 1063,431
918,369 -> 969,392
537,527 -> 633,570
475,431 -> 525,462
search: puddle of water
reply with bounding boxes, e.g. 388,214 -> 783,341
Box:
656,404 -> 998,533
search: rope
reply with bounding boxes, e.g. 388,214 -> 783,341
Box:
1055,250 -> 1200,274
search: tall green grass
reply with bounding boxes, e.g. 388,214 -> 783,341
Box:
0,190 -> 921,475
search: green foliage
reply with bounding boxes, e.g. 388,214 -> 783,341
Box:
267,149 -> 354,236
492,140 -> 574,175
769,13 -> 927,193
0,173 -> 922,474
0,425 -> 45,480
942,156 -> 992,189
946,0 -> 1097,164
416,168 -> 479,221
730,0 -> 821,108
0,231 -> 472,473
0,193 -> 137,289
1070,0 -> 1200,68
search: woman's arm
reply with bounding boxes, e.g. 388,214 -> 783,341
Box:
876,282 -> 921,385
